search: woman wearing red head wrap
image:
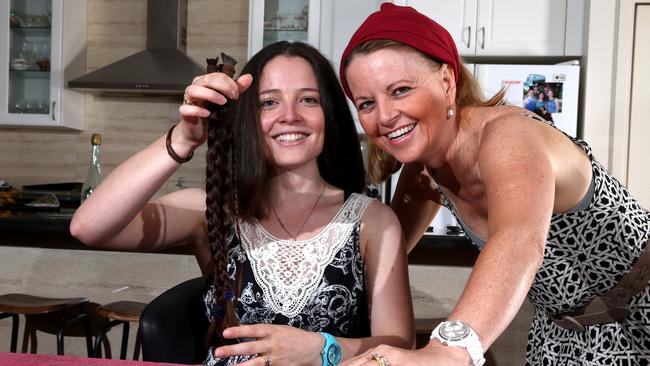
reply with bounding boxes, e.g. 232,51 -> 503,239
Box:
340,3 -> 650,366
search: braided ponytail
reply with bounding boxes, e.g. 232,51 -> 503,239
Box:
204,100 -> 240,346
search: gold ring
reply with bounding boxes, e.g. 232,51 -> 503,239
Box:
371,352 -> 390,366
260,353 -> 271,366
183,98 -> 194,106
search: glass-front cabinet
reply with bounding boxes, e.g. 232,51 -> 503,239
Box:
248,0 -> 320,58
0,0 -> 86,129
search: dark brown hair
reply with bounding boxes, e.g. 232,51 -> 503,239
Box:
344,40 -> 504,183
204,41 -> 366,346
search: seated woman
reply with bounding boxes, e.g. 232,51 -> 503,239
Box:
70,41 -> 414,366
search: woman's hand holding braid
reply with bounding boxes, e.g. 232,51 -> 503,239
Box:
173,72 -> 253,155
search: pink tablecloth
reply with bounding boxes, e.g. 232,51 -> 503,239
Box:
0,352 -> 197,366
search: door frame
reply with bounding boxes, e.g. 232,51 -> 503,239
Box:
611,0 -> 650,182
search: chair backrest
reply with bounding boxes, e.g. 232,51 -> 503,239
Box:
140,277 -> 208,364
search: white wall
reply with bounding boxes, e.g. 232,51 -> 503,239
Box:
581,0 -> 619,170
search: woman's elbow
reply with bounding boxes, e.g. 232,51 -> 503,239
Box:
69,215 -> 101,247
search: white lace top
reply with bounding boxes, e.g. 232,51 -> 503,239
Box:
203,193 -> 374,366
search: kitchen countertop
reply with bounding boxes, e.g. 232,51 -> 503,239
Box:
0,209 -> 479,266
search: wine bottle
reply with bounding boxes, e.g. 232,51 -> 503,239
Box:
80,133 -> 102,203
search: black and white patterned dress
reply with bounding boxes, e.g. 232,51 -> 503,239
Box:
437,118 -> 650,365
203,193 -> 373,366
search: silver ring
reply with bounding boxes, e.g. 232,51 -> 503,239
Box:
260,353 -> 271,366
371,352 -> 390,366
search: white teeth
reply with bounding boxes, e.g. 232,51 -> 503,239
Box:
274,133 -> 307,142
387,124 -> 416,139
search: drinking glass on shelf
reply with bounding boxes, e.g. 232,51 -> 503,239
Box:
24,100 -> 37,113
37,100 -> 50,114
21,41 -> 37,69
38,42 -> 50,60
12,100 -> 26,114
35,42 -> 51,70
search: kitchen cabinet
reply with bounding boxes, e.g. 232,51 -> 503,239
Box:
248,0 -> 383,133
248,0 -> 383,66
0,0 -> 86,129
396,0 -> 583,57
248,0 -> 317,58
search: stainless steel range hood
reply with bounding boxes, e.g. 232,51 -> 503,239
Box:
68,0 -> 203,94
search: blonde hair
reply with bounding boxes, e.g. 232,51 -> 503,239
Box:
345,40 -> 505,183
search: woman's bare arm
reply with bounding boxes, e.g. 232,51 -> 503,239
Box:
70,133 -> 207,252
439,116 -> 554,352
390,162 -> 442,252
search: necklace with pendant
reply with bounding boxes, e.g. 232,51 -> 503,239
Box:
270,183 -> 326,241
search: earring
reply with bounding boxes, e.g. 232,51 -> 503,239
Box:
446,106 -> 455,120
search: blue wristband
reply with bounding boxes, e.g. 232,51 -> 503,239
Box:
319,332 -> 341,366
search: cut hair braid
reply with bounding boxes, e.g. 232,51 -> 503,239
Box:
204,102 -> 239,347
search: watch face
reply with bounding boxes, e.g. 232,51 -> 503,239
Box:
439,320 -> 470,342
327,343 -> 342,364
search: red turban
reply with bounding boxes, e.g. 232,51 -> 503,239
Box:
339,2 -> 460,99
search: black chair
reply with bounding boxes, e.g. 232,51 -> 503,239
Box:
140,277 -> 208,364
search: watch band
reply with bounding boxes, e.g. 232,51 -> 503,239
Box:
319,331 -> 341,366
430,321 -> 486,366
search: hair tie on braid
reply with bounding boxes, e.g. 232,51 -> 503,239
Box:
209,303 -> 225,320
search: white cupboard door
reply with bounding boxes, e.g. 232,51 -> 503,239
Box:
319,0 -> 383,133
475,0 -> 566,56
319,0 -> 383,71
403,0 -> 478,56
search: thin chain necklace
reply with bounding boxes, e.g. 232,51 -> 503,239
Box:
270,183 -> 326,241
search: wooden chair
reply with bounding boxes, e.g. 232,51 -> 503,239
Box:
0,293 -> 93,355
22,301 -> 110,356
93,301 -> 147,360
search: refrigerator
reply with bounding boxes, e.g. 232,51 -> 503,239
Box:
474,61 -> 581,137
381,62 -> 581,235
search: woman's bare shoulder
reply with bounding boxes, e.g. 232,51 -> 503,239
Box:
482,106 -> 555,135
361,198 -> 402,237
478,107 -> 555,150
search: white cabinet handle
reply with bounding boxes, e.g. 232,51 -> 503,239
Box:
51,101 -> 56,121
479,27 -> 485,49
463,26 -> 472,48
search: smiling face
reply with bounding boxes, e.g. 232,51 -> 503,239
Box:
345,47 -> 457,167
258,55 -> 325,172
